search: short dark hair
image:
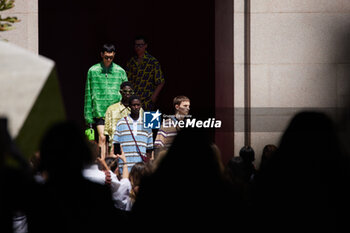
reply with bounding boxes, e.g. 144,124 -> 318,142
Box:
129,95 -> 141,105
262,144 -> 277,160
39,121 -> 92,177
239,146 -> 255,163
101,43 -> 116,53
134,35 -> 148,44
120,81 -> 133,90
105,157 -> 119,173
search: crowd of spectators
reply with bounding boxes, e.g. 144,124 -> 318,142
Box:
1,110 -> 350,232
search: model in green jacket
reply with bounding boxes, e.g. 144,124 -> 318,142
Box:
84,43 -> 128,158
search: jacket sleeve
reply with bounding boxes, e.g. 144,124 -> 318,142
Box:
113,120 -> 122,144
84,70 -> 94,124
122,69 -> 128,82
147,128 -> 153,150
104,106 -> 113,138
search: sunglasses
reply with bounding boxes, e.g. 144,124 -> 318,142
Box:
134,43 -> 145,48
121,90 -> 135,94
103,56 -> 114,60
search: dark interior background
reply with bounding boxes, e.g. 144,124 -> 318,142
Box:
39,0 -> 215,133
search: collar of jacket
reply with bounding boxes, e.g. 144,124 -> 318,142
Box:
133,51 -> 150,64
100,62 -> 114,74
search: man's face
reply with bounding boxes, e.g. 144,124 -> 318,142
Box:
176,101 -> 190,117
134,39 -> 147,56
120,86 -> 134,101
130,99 -> 141,115
101,51 -> 115,67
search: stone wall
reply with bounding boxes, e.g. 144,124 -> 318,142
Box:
232,0 -> 350,166
1,0 -> 38,53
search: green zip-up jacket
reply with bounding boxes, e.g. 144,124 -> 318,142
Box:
84,62 -> 128,124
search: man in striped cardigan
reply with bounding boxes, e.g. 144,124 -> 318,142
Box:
154,96 -> 190,158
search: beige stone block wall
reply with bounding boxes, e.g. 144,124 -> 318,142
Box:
251,0 -> 348,13
233,0 -> 350,166
1,0 -> 38,53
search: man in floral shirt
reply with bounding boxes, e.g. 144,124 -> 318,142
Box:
126,36 -> 165,111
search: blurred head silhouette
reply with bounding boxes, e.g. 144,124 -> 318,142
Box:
263,111 -> 343,188
271,111 -> 341,179
239,145 -> 255,163
154,127 -> 224,183
259,144 -> 277,172
256,111 -> 349,232
39,121 -> 93,181
132,127 -> 243,231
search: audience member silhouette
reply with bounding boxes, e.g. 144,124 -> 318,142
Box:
224,157 -> 254,207
105,157 -> 119,175
3,112 -> 349,232
126,162 -> 152,210
254,111 -> 350,232
131,127 -> 248,231
0,118 -> 32,233
258,144 -> 277,172
238,146 -> 257,182
26,121 -> 128,233
224,146 -> 257,210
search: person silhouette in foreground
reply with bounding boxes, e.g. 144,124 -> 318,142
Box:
254,111 -> 350,232
0,118 -> 32,233
238,146 -> 257,183
26,121 -> 128,233
258,144 -> 277,172
131,127 -> 248,231
224,147 -> 257,208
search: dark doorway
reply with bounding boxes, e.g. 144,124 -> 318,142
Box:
39,0 -> 215,131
